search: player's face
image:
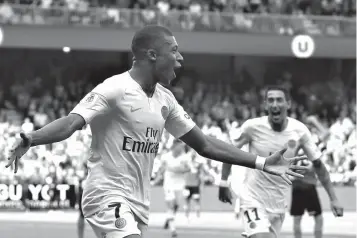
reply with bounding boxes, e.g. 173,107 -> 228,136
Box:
265,90 -> 290,125
154,36 -> 183,86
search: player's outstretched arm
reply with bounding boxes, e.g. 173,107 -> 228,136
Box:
313,159 -> 343,217
301,124 -> 343,217
180,126 -> 308,185
218,134 -> 250,204
29,114 -> 85,146
6,114 -> 85,173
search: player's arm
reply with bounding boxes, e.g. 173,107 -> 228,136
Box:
27,114 -> 85,146
165,96 -> 306,184
6,81 -> 116,172
217,132 -> 249,204
31,86 -> 112,146
221,132 -> 250,182
301,127 -> 343,216
165,101 -> 255,168
164,98 -> 258,169
180,126 -> 259,168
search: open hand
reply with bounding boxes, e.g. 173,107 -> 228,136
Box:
264,148 -> 308,185
5,132 -> 32,173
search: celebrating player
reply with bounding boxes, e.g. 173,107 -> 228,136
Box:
218,86 -> 344,238
7,26 -> 307,238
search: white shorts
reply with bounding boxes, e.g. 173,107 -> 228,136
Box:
86,202 -> 147,238
164,187 -> 184,201
241,207 -> 285,238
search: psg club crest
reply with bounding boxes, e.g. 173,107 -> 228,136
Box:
287,139 -> 297,149
161,106 -> 169,120
86,94 -> 95,103
115,217 -> 127,229
83,93 -> 97,106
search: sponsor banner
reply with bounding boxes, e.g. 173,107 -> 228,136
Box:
0,184 -> 77,210
0,25 -> 355,58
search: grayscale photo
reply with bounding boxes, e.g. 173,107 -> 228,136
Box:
0,1 -> 355,238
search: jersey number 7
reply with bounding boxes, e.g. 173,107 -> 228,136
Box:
244,208 -> 260,223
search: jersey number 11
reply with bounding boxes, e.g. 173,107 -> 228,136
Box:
244,208 -> 260,223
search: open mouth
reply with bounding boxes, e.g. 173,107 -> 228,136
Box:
271,111 -> 281,120
173,66 -> 181,78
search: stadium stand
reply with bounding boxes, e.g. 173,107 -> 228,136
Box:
0,54 -> 355,188
0,0 -> 355,36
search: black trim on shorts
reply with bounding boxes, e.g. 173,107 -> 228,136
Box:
290,185 -> 322,217
185,186 -> 200,199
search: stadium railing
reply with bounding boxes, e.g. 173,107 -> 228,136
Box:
0,4 -> 355,36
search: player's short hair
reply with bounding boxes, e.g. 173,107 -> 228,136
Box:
264,85 -> 290,101
131,25 -> 173,59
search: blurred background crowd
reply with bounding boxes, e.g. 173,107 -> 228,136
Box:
0,0 -> 356,36
0,52 -> 355,189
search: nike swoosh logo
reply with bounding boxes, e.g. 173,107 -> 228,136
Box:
130,107 -> 142,112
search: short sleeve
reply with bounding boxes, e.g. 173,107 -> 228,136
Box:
70,80 -> 121,124
239,119 -> 253,139
164,98 -> 196,139
300,125 -> 322,161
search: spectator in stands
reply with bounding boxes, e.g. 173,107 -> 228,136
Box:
0,1 -> 14,23
21,118 -> 34,133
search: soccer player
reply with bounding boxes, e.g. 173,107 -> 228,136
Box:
218,86 -> 344,238
6,26 -> 307,238
183,151 -> 208,220
151,139 -> 189,237
290,115 -> 331,238
290,159 -> 323,238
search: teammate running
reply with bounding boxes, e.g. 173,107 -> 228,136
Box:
152,140 -> 189,237
218,86 -> 344,238
7,26 -> 307,238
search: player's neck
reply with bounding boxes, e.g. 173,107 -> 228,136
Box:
268,118 -> 288,132
129,62 -> 157,97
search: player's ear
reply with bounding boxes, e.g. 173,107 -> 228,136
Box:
264,98 -> 269,111
287,99 -> 292,110
146,49 -> 157,62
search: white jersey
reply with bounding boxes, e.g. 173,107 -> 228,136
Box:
70,72 -> 195,224
240,116 -> 321,213
230,127 -> 248,195
162,152 -> 189,190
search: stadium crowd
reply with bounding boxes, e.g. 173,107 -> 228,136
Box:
1,0 -> 355,16
0,59 -> 356,188
0,0 -> 356,36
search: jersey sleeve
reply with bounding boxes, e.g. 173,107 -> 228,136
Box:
70,80 -> 121,124
164,97 -> 196,139
239,119 -> 253,139
300,125 -> 322,161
